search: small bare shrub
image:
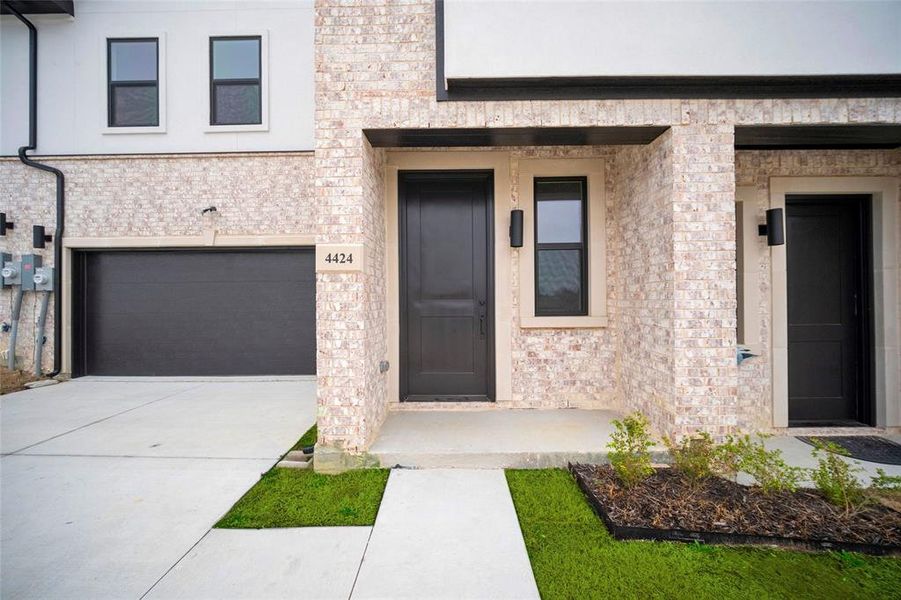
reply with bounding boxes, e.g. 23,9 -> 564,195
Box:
664,432 -> 715,482
713,434 -> 802,494
608,413 -> 655,488
810,439 -> 865,512
871,468 -> 901,492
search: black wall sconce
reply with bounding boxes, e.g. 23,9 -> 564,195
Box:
757,208 -> 785,246
510,209 -> 523,248
33,225 -> 52,249
0,212 -> 14,236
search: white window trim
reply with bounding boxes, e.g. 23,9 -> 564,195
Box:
736,186 -> 763,356
100,33 -> 167,135
518,158 -> 608,328
204,30 -> 270,133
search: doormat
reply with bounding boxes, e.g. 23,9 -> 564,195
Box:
797,436 -> 901,466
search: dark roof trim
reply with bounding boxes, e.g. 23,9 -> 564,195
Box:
735,125 -> 901,150
443,75 -> 901,101
364,126 -> 669,148
0,1 -> 74,16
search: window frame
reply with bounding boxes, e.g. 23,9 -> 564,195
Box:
533,176 -> 589,317
517,158 -> 608,329
208,35 -> 263,127
106,37 -> 160,129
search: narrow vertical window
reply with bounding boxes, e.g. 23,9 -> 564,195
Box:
534,177 -> 588,316
210,36 -> 262,126
107,39 -> 159,127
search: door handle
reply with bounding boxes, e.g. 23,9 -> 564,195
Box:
478,299 -> 486,337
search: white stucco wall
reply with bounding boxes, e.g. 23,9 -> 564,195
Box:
0,0 -> 313,155
444,0 -> 901,80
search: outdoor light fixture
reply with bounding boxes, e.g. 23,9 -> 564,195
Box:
32,225 -> 52,249
510,209 -> 523,247
757,208 -> 785,247
0,212 -> 13,236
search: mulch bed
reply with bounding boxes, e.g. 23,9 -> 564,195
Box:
0,367 -> 40,395
570,463 -> 901,555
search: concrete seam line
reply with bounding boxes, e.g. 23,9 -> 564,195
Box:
348,470 -> 392,599
139,528 -> 212,600
7,383 -> 208,454
347,525 -> 376,600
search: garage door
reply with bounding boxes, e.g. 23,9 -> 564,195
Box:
72,249 -> 316,376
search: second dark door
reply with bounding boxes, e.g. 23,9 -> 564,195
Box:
400,172 -> 494,401
786,195 -> 871,425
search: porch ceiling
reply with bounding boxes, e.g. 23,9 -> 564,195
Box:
735,124 -> 901,150
363,126 -> 669,148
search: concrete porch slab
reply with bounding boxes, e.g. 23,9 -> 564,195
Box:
145,528 -> 371,600
368,409 -> 644,469
351,469 -> 539,600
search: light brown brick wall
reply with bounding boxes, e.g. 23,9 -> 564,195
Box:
0,152 -> 315,373
312,0 -> 901,449
613,132 -> 677,433
510,146 -> 618,408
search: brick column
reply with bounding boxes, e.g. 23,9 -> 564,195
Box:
670,124 -> 739,437
313,0 -> 391,469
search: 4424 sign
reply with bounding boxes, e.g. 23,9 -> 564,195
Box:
316,244 -> 365,272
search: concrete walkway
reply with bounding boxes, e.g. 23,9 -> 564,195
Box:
351,469 -> 540,600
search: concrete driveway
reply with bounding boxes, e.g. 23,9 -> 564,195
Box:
0,376 -> 315,600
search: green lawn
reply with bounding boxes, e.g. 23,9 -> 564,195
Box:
216,467 -> 389,528
506,469 -> 901,600
290,424 -> 317,451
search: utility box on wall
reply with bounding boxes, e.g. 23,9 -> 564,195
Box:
19,254 -> 42,291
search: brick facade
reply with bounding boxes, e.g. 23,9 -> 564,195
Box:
2,1 -> 899,456
0,152 -> 315,373
313,0 -> 900,451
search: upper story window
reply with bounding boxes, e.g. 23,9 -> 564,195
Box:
210,36 -> 262,126
534,177 -> 588,317
107,38 -> 159,127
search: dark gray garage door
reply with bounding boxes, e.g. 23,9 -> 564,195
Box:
72,249 -> 316,376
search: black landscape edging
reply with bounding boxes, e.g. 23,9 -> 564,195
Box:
569,464 -> 900,557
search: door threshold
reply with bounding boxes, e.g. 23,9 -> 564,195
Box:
778,424 -> 886,437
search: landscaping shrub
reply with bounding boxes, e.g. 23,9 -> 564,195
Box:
664,432 -> 715,482
871,468 -> 901,492
809,438 -> 865,512
607,412 -> 655,488
713,434 -> 802,493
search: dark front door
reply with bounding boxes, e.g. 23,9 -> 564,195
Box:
72,248 -> 316,376
786,195 -> 871,425
399,171 -> 494,402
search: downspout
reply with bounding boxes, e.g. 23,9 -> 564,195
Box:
4,2 -> 65,377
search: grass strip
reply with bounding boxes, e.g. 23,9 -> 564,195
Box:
216,467 -> 389,528
506,469 -> 901,600
291,424 -> 318,451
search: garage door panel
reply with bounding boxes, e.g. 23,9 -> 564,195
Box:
88,251 -> 313,285
91,282 -> 309,314
74,249 -> 316,376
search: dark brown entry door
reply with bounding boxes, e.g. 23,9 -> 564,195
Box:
786,195 -> 870,425
400,172 -> 494,402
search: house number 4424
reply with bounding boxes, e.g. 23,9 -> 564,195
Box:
324,252 -> 353,264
